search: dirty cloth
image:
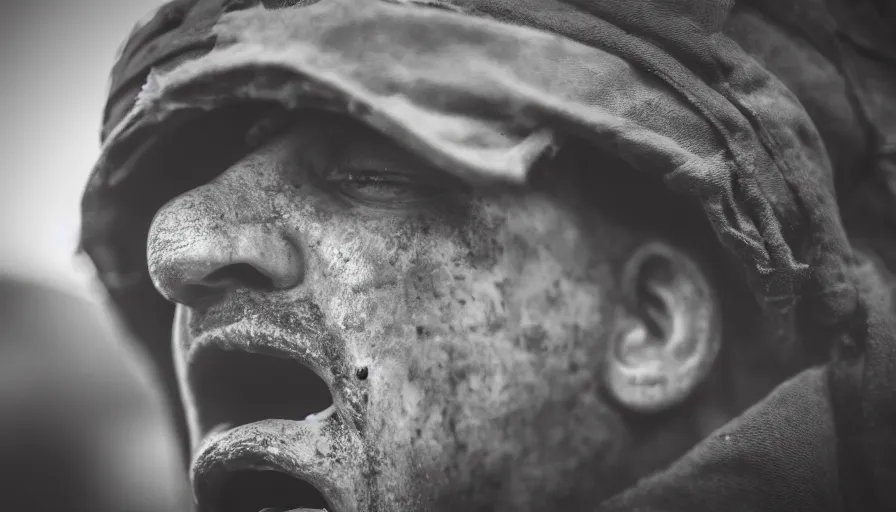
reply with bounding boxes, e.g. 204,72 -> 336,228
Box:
81,0 -> 896,510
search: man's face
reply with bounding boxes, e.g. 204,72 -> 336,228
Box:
147,113 -> 628,512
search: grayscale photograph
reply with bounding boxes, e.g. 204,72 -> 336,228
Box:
1,1 -> 895,511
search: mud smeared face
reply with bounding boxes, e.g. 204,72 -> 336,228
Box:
146,113 -> 628,512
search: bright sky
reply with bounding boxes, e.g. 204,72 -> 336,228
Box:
0,0 -> 164,295
0,3 -> 192,506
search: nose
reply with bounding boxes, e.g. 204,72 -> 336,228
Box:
147,189 -> 303,308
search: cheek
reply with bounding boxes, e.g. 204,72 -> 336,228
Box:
401,195 -> 613,373
367,198 -> 617,475
301,191 -> 615,389
283,185 -> 616,386
286,190 -> 624,502
396,196 -> 624,506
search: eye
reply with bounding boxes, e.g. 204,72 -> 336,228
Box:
333,171 -> 457,206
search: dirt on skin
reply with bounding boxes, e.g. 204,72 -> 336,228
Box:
148,114 -> 632,511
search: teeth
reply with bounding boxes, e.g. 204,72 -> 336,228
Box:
303,404 -> 336,422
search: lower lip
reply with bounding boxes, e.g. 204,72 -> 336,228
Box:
192,416 -> 355,512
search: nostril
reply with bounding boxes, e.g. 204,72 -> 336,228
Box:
204,263 -> 275,290
171,263 -> 273,308
175,283 -> 227,309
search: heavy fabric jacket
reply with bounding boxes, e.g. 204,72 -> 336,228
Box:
80,0 -> 896,510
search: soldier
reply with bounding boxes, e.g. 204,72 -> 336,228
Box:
80,0 -> 896,511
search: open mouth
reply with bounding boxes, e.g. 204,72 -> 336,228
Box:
189,345 -> 335,435
188,344 -> 342,512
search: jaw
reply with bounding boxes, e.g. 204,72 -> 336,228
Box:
169,240 -> 626,512
177,334 -> 628,512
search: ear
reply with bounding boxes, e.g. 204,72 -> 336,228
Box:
606,242 -> 721,414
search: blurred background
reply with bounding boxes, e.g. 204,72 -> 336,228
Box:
0,1 -> 192,510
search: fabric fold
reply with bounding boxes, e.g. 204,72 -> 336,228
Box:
87,0 -> 832,327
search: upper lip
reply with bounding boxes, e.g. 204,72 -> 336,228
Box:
187,319 -> 362,512
187,318 -> 326,370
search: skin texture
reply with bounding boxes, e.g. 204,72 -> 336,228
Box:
146,112 -> 717,511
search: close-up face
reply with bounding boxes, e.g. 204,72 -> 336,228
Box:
74,0 -> 896,511
146,112 -> 630,512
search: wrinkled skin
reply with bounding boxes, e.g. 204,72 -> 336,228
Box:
147,113 -> 633,511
